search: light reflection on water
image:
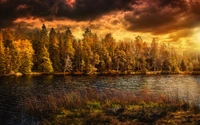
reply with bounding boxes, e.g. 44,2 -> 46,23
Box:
0,75 -> 200,124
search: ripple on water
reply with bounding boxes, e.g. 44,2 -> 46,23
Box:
1,75 -> 200,124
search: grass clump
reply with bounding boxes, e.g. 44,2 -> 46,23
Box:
23,87 -> 200,124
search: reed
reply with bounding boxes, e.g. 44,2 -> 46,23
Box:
23,87 -> 198,124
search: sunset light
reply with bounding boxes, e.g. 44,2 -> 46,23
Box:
1,0 -> 200,124
0,0 -> 199,48
193,30 -> 200,43
65,0 -> 75,7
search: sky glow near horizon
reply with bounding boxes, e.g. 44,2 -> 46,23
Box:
1,0 -> 200,50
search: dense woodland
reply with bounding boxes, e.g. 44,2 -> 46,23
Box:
0,24 -> 199,75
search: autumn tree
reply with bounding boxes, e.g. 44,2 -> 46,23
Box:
38,47 -> 53,72
60,27 -> 75,72
134,36 -> 147,72
3,29 -> 20,73
0,34 -> 5,75
160,43 -> 171,72
97,40 -> 109,73
13,40 -> 34,74
1,26 -> 199,75
102,33 -> 116,71
73,40 -> 83,72
82,28 -> 100,74
120,41 -> 135,72
149,38 -> 159,71
170,48 -> 180,73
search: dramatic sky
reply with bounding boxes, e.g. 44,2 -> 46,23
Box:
1,0 -> 200,49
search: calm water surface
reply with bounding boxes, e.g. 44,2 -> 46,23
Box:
0,75 -> 200,124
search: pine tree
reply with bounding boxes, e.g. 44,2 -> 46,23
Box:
41,24 -> 49,49
49,28 -> 61,71
32,25 -> 54,72
3,29 -> 20,73
73,40 -> 83,72
82,28 -> 100,74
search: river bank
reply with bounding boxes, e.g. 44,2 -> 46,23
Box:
2,70 -> 200,77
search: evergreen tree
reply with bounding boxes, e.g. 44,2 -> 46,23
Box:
3,29 -> 20,73
41,24 -> 49,49
103,33 -> 116,71
82,28 -> 100,74
32,30 -> 41,70
73,40 -> 83,72
49,28 -> 61,71
32,25 -> 53,72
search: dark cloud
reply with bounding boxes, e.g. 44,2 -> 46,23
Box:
65,0 -> 134,20
0,0 -> 134,28
1,0 -> 200,37
190,0 -> 200,16
124,0 -> 200,34
159,0 -> 187,8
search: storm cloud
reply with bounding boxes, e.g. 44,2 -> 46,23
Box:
0,0 -> 133,28
124,0 -> 200,34
1,0 -> 200,37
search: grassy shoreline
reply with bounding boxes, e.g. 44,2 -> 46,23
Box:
2,71 -> 200,77
23,87 -> 200,124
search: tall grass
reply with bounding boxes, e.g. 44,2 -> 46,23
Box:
23,86 -> 187,119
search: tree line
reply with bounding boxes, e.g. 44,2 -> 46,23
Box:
0,24 -> 199,75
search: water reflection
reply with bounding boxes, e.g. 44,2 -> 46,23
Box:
0,75 -> 200,124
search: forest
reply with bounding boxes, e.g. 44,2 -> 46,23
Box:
0,24 -> 199,75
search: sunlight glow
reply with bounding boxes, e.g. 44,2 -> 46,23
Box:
65,0 -> 76,7
192,29 -> 200,46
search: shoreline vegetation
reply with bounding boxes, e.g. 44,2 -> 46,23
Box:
23,87 -> 200,124
2,71 -> 200,77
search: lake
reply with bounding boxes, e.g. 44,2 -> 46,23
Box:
0,74 -> 200,124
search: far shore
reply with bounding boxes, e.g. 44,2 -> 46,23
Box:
1,71 -> 200,77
